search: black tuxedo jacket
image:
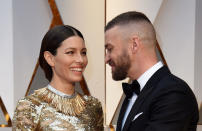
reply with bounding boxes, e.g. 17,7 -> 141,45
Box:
116,66 -> 199,131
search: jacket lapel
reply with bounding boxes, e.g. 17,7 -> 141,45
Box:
122,86 -> 151,131
122,66 -> 170,131
116,97 -> 130,131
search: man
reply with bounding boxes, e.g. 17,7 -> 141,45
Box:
105,11 -> 199,131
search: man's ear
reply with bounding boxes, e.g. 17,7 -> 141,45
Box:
130,35 -> 140,54
44,51 -> 55,67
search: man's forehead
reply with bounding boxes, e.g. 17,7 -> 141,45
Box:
105,25 -> 120,34
105,25 -> 130,42
105,26 -> 121,40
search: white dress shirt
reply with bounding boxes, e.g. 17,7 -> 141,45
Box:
121,61 -> 163,129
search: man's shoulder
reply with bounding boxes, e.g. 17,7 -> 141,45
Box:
158,73 -> 190,90
152,73 -> 196,103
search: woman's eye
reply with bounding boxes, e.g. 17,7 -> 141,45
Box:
82,51 -> 87,56
65,51 -> 74,54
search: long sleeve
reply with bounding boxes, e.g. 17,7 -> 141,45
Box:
12,97 -> 43,131
96,101 -> 104,131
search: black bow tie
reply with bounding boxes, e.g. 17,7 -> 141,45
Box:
122,80 -> 140,98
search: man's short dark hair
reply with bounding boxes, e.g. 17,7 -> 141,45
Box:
105,11 -> 152,32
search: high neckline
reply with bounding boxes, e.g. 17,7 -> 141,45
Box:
47,84 -> 76,99
35,87 -> 86,116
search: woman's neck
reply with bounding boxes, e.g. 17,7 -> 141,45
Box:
49,76 -> 75,95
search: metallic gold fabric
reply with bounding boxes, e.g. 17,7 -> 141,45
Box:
12,87 -> 103,131
35,87 -> 86,116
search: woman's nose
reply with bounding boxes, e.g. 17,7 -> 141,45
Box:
75,54 -> 84,63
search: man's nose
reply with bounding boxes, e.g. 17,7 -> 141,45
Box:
105,53 -> 110,64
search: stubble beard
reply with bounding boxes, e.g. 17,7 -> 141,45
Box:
112,52 -> 131,81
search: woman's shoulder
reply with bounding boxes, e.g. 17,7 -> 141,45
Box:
82,95 -> 103,130
16,87 -> 47,107
82,95 -> 103,110
12,87 -> 47,130
83,95 -> 101,104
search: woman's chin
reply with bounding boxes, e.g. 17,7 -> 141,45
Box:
71,77 -> 83,83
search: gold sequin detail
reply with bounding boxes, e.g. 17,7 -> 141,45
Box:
12,87 -> 104,131
35,88 -> 86,116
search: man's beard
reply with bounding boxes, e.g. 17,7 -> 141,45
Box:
111,52 -> 131,81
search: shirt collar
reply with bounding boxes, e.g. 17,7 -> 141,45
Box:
137,61 -> 163,91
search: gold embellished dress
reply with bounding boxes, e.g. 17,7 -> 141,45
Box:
12,85 -> 103,131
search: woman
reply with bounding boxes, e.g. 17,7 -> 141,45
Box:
12,25 -> 103,131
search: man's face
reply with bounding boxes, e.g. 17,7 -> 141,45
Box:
105,26 -> 131,81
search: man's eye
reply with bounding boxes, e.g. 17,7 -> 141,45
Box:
106,48 -> 112,53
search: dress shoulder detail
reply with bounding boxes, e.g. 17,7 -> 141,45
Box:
34,87 -> 86,116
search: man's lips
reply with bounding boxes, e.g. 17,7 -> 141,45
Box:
108,60 -> 115,67
108,61 -> 116,72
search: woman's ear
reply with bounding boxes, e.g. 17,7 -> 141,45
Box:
44,51 -> 55,67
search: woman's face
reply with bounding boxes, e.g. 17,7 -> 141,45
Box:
51,36 -> 88,83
